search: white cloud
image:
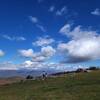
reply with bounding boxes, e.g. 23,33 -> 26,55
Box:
23,60 -> 34,67
22,61 -> 51,70
32,55 -> 46,62
0,50 -> 5,57
29,16 -> 46,32
22,61 -> 42,69
58,24 -> 100,63
0,60 -> 85,71
0,60 -> 86,71
59,24 -> 97,39
20,61 -> 80,71
49,6 -> 55,12
32,46 -> 56,62
36,24 -> 46,32
41,46 -> 56,57
56,6 -> 67,16
33,36 -> 55,46
19,49 -> 34,57
0,62 -> 18,70
19,46 -> 56,62
91,8 -> 100,16
21,61 -> 62,70
59,24 -> 71,34
29,16 -> 38,23
2,35 -> 26,41
16,37 -> 26,41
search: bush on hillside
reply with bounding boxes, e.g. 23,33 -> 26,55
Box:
88,66 -> 99,70
26,75 -> 33,79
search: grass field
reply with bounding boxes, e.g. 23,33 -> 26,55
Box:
0,70 -> 100,100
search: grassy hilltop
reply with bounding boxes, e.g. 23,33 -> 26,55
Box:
0,70 -> 100,100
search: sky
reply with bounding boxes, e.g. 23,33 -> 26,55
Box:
0,0 -> 100,71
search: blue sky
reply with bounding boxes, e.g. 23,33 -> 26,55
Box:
0,0 -> 100,70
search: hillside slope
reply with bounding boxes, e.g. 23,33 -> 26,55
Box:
0,70 -> 100,100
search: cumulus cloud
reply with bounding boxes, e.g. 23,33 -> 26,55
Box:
23,60 -> 34,67
32,46 -> 56,62
19,46 -> 56,62
33,36 -> 55,46
41,46 -> 56,57
59,24 -> 97,39
17,46 -> 56,70
0,50 -> 5,57
29,16 -> 46,32
59,24 -> 100,63
2,35 -> 26,41
19,49 -> 34,57
56,6 -> 67,16
91,8 -> 100,16
22,61 -> 42,69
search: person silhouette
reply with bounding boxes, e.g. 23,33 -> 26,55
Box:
42,71 -> 47,80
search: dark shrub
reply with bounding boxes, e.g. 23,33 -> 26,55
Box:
75,68 -> 84,73
88,66 -> 99,70
26,75 -> 33,79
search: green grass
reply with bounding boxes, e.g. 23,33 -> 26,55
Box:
0,70 -> 100,100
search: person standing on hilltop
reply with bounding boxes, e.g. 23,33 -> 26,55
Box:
42,71 -> 47,80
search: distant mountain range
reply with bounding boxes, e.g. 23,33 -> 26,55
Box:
0,69 -> 59,78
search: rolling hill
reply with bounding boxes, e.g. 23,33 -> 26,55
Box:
0,70 -> 100,100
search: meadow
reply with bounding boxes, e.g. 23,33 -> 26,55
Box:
0,70 -> 100,100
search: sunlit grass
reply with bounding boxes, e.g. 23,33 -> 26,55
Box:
0,70 -> 100,100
